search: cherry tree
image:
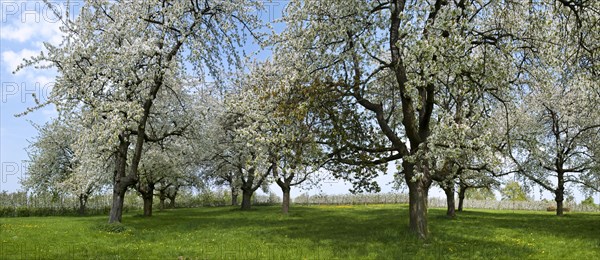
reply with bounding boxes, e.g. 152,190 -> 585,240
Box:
456,170 -> 499,211
23,119 -> 76,197
204,163 -> 243,206
273,0 -> 525,238
24,117 -> 109,215
203,85 -> 275,210
18,0 -> 263,223
504,72 -> 599,215
241,62 -> 325,214
500,0 -> 600,216
136,143 -> 187,216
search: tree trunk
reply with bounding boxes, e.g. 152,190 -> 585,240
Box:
276,179 -> 291,214
159,197 -> 166,211
241,189 -> 252,210
404,163 -> 432,240
166,187 -> 178,209
137,182 -> 155,217
458,185 -> 467,212
78,195 -> 87,216
109,138 -> 132,223
143,195 -> 153,216
168,197 -> 176,209
282,186 -> 291,214
109,187 -> 126,223
556,170 -> 565,216
231,187 -> 239,206
556,196 -> 564,216
443,184 -> 456,218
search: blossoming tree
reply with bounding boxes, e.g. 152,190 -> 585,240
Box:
19,0 -> 263,223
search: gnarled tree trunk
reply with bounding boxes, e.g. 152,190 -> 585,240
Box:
404,162 -> 432,239
109,186 -> 127,223
109,139 -> 131,223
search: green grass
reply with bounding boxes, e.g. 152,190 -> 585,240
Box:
1,205 -> 599,259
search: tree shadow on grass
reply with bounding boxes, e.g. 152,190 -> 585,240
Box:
116,206 -> 545,259
74,205 -> 598,259
448,210 -> 600,241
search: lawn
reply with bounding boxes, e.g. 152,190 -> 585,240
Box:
1,205 -> 599,259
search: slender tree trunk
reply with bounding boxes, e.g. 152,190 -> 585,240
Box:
404,163 -> 432,239
231,187 -> 239,206
458,185 -> 467,212
241,189 -> 252,210
443,184 -> 456,218
556,171 -> 565,216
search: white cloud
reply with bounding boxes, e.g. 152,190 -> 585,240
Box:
0,22 -> 36,42
1,7 -> 64,75
1,0 -> 65,44
1,49 -> 38,74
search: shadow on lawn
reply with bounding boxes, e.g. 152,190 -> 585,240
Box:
118,205 -> 599,258
446,210 -> 600,241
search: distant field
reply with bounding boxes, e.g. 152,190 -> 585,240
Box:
1,205 -> 599,259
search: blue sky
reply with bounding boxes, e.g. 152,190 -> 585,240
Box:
1,0 -> 73,192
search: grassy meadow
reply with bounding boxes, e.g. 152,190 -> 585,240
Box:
1,205 -> 599,259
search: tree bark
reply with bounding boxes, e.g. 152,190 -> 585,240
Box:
275,178 -> 292,214
143,195 -> 153,216
158,189 -> 166,211
137,181 -> 155,216
443,183 -> 456,218
109,187 -> 126,223
159,197 -> 166,210
555,171 -> 565,216
458,185 -> 467,212
109,138 -> 134,223
168,196 -> 176,209
404,163 -> 432,240
282,188 -> 291,214
78,194 -> 88,216
241,189 -> 253,210
231,187 -> 239,206
167,187 -> 178,209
